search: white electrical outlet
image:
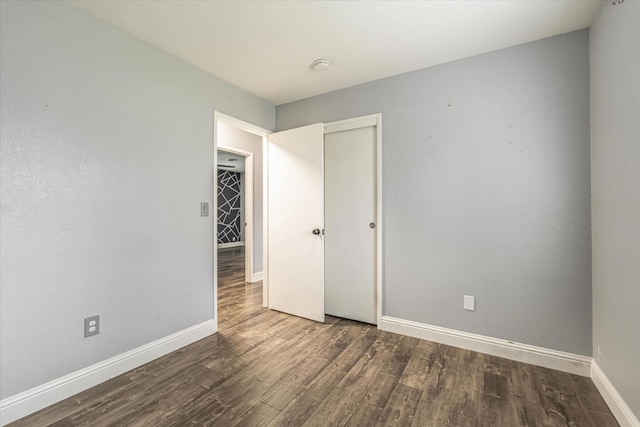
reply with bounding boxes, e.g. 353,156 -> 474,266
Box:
464,295 -> 475,311
84,315 -> 100,338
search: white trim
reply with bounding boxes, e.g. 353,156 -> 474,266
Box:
251,271 -> 264,283
0,320 -> 217,426
218,241 -> 245,249
375,115 -> 383,325
591,361 -> 640,427
379,316 -> 591,377
324,115 -> 378,134
215,112 -> 272,138
323,113 -> 383,325
212,115 -> 220,330
262,134 -> 269,307
243,153 -> 254,281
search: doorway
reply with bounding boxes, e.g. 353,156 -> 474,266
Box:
213,112 -> 270,325
216,147 -> 253,284
216,148 -> 251,282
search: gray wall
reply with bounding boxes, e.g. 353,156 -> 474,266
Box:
591,1 -> 640,417
278,31 -> 592,355
217,122 -> 264,273
0,1 -> 274,399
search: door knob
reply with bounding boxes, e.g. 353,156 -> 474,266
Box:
312,228 -> 321,235
369,222 -> 376,229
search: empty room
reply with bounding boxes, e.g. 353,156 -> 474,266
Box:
0,1 -> 638,426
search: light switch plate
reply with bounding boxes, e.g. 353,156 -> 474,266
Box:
201,202 -> 209,217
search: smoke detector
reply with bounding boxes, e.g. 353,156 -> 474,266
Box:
312,59 -> 330,72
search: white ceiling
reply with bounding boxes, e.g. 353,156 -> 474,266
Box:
68,0 -> 604,106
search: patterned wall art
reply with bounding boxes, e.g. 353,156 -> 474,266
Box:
217,170 -> 242,244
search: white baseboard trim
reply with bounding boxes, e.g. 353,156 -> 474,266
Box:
0,320 -> 217,426
591,361 -> 640,427
379,316 -> 591,377
250,271 -> 263,283
218,242 -> 245,249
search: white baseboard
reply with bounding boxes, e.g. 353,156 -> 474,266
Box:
218,242 -> 245,249
0,320 -> 217,426
250,271 -> 263,283
591,361 -> 640,427
379,316 -> 591,377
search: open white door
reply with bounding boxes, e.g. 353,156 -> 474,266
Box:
267,123 -> 325,322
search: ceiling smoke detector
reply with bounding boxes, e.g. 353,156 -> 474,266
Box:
312,59 -> 330,72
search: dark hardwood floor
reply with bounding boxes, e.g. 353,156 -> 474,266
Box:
11,247 -> 618,426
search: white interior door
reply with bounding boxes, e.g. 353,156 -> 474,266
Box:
324,125 -> 377,324
267,123 -> 325,322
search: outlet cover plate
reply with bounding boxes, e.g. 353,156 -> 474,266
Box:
84,315 -> 100,338
464,295 -> 475,311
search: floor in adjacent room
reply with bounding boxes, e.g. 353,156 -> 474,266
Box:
10,247 -> 618,426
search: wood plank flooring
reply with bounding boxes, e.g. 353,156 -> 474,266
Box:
10,247 -> 618,426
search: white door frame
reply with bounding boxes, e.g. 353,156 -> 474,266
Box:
217,146 -> 254,282
323,113 -> 383,324
213,112 -> 271,325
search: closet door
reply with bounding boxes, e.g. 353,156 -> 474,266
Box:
324,125 -> 377,324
